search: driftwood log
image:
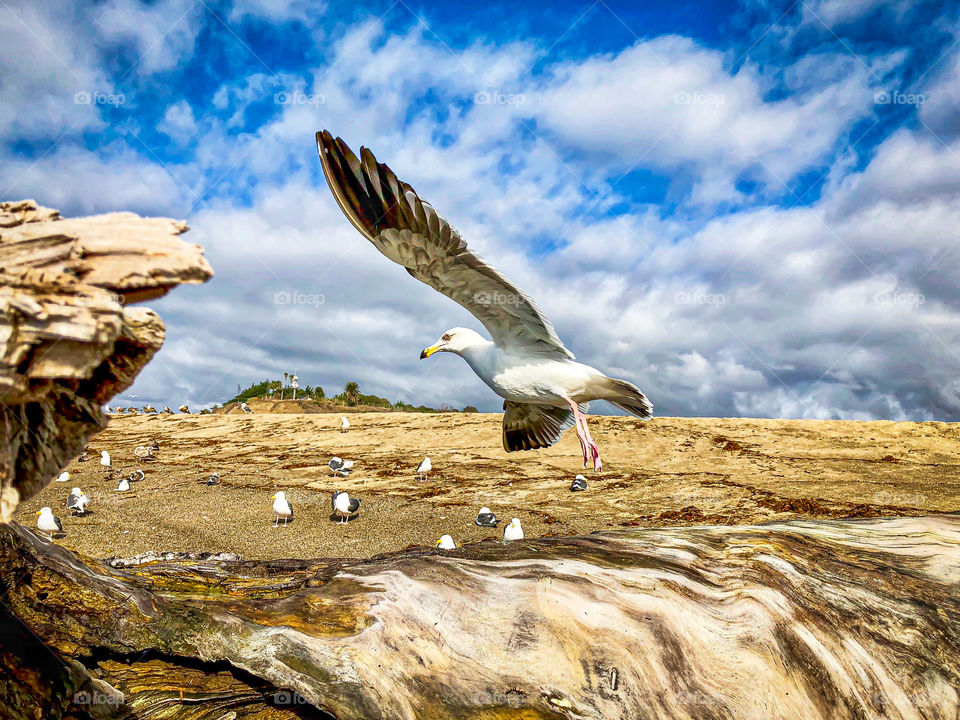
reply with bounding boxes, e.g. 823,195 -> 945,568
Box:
0,199 -> 212,522
1,514 -> 958,720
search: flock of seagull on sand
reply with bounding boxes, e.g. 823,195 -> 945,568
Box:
36,411 -> 593,548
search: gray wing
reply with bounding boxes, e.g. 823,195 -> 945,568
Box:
348,498 -> 361,513
317,131 -> 574,360
502,401 -> 578,452
65,493 -> 79,509
54,515 -> 64,532
331,491 -> 340,512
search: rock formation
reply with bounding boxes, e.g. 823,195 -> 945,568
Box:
0,199 -> 212,522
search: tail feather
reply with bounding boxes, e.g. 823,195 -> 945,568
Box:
604,377 -> 653,419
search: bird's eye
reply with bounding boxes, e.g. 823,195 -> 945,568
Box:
442,333 -> 451,341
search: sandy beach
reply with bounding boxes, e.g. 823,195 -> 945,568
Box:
17,412 -> 960,560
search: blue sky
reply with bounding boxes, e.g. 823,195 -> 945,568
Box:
2,0 -> 959,419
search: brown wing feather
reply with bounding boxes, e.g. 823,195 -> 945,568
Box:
502,401 -> 577,452
316,131 -> 574,360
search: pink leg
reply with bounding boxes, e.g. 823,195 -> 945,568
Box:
566,399 -> 601,472
565,398 -> 589,466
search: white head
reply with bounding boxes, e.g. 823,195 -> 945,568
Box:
510,518 -> 522,529
420,327 -> 487,358
273,491 -> 286,500
71,487 -> 82,495
436,534 -> 456,549
479,506 -> 492,515
38,507 -> 53,516
575,474 -> 586,481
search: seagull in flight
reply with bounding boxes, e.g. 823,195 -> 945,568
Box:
317,131 -> 652,471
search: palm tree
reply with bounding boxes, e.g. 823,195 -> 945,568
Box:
344,381 -> 360,406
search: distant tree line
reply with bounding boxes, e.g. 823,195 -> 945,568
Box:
225,379 -> 479,413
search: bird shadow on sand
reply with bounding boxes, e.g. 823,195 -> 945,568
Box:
327,513 -> 360,523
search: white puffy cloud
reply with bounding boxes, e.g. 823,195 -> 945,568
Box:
3,3 -> 959,421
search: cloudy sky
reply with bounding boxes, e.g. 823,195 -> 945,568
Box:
2,0 -> 958,419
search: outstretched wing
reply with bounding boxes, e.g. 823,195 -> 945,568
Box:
317,131 -> 574,360
501,401 -> 578,452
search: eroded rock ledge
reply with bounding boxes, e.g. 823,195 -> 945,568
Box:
0,199 -> 213,522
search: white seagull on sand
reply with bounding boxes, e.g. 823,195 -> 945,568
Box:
340,416 -> 350,432
475,506 -> 499,527
115,476 -> 130,492
36,507 -> 64,538
55,471 -> 70,483
241,402 -> 253,414
570,474 -> 588,492
329,457 -> 355,477
317,131 -> 652,472
415,456 -> 431,481
100,451 -> 111,470
503,518 -> 524,541
436,534 -> 457,550
332,491 -> 361,524
271,491 -> 294,527
65,487 -> 90,515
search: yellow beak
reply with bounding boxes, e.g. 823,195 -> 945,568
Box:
36,511 -> 41,515
420,344 -> 440,360
271,494 -> 276,499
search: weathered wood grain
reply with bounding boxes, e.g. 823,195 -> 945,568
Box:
1,515 -> 958,719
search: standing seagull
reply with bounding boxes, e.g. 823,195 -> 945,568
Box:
340,416 -> 350,433
415,456 -> 431,481
65,487 -> 90,516
317,132 -> 652,472
332,491 -> 361,523
36,507 -> 64,538
271,491 -> 294,527
100,451 -> 111,474
503,518 -> 524,541
240,402 -> 253,414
